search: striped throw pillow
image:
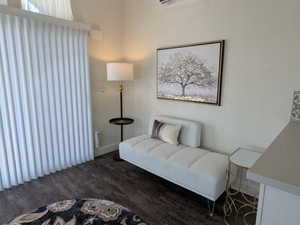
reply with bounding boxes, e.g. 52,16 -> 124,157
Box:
151,120 -> 181,145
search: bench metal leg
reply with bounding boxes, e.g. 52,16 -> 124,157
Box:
207,200 -> 216,217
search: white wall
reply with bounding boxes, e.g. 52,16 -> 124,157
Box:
7,0 -> 20,8
123,0 -> 300,154
72,0 -> 125,156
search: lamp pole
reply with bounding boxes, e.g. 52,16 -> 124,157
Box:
120,83 -> 124,142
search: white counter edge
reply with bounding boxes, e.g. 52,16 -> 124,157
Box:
247,170 -> 300,196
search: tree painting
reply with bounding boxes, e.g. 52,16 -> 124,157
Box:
159,52 -> 216,97
157,41 -> 224,105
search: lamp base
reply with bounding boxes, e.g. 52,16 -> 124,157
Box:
113,151 -> 123,161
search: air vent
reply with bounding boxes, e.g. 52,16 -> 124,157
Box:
159,0 -> 173,5
158,0 -> 196,7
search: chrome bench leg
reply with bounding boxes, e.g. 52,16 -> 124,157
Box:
207,200 -> 216,217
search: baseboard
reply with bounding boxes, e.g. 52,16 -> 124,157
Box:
94,143 -> 119,157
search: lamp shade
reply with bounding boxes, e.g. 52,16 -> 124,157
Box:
107,63 -> 134,81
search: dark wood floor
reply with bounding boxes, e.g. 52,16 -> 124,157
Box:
0,153 -> 255,225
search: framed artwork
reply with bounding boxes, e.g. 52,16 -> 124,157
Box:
291,91 -> 300,121
157,40 -> 225,105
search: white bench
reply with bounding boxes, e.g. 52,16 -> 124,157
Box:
119,115 -> 228,203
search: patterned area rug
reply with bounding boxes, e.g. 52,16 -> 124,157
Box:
5,199 -> 146,225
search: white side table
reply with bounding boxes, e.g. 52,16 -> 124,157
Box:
224,148 -> 262,225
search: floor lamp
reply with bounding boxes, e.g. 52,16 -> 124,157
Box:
107,63 -> 134,160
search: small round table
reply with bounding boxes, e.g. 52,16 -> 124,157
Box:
109,117 -> 134,161
223,148 -> 262,225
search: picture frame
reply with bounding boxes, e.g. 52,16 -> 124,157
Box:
157,40 -> 225,105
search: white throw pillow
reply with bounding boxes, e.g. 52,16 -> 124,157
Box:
151,120 -> 181,145
159,123 -> 181,145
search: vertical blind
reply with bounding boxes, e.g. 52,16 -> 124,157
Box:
0,8 -> 93,190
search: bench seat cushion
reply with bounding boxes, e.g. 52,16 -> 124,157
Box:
119,135 -> 228,201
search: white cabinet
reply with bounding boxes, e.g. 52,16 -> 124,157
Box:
256,184 -> 300,225
247,122 -> 300,225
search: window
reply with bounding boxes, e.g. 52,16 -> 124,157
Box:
21,0 -> 73,20
0,0 -> 7,5
23,1 -> 40,13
